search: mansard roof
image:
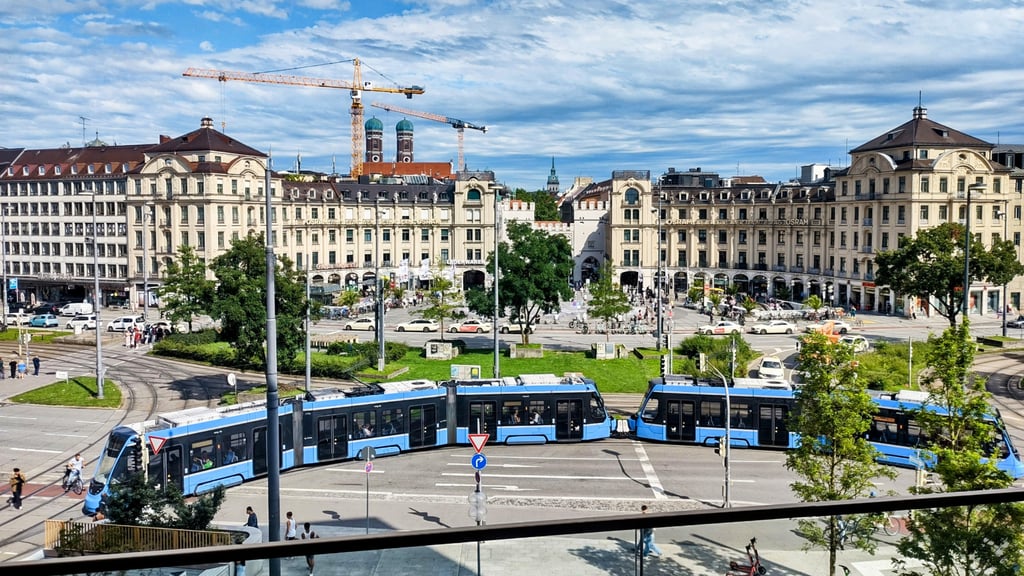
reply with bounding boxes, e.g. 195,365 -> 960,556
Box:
850,106 -> 991,154
148,117 -> 265,157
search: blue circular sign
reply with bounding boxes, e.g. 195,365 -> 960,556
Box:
471,453 -> 487,470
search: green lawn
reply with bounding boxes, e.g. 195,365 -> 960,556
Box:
361,348 -> 662,393
9,376 -> 122,408
0,328 -> 71,344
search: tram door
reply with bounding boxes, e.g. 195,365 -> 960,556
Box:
666,400 -> 696,442
161,446 -> 184,492
556,399 -> 583,441
409,404 -> 438,448
316,415 -> 349,461
469,401 -> 497,436
758,403 -> 790,447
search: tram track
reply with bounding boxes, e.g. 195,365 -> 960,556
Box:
0,340 -> 231,560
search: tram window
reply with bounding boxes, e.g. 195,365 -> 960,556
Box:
353,410 -> 377,438
189,438 -> 215,472
905,419 -> 928,446
730,402 -> 753,429
380,408 -> 404,435
502,401 -> 524,425
526,400 -> 546,424
700,400 -> 723,427
470,402 -> 496,433
223,432 -> 246,464
869,416 -> 898,444
589,394 -> 606,420
641,397 -> 660,423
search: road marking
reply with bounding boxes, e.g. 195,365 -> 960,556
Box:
730,459 -> 783,464
453,454 -> 641,461
435,483 -> 538,491
634,441 -> 667,500
853,557 -> 921,575
44,433 -> 90,438
442,472 -> 633,480
0,416 -> 37,421
446,462 -> 539,468
324,467 -> 385,474
75,420 -> 103,424
9,447 -> 62,454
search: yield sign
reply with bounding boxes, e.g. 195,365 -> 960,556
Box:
468,433 -> 489,454
149,435 -> 167,455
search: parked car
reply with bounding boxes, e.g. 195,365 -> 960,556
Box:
449,319 -> 492,333
344,317 -> 377,331
804,320 -> 852,335
747,320 -> 796,335
30,313 -> 59,328
394,319 -> 438,332
697,320 -> 743,335
32,303 -> 61,315
1007,315 -> 1024,329
757,356 -> 786,379
4,312 -> 31,326
499,322 -> 533,334
838,335 -> 870,353
148,320 -> 185,334
59,302 -> 94,316
66,314 -> 98,330
107,315 -> 145,332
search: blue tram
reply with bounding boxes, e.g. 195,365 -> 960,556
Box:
83,374 -> 611,515
630,377 -> 1024,479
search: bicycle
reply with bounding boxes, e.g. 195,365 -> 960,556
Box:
725,537 -> 767,575
63,471 -> 84,495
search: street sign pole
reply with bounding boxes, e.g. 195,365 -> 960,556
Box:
362,447 -> 376,534
467,433 -> 489,576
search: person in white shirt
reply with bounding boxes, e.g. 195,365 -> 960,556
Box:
285,510 -> 297,540
64,453 -> 85,490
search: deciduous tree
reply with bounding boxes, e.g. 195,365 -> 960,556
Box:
419,262 -> 461,338
158,245 -> 214,332
587,261 -> 631,342
208,232 -> 309,369
875,222 -> 1024,327
786,333 -> 895,576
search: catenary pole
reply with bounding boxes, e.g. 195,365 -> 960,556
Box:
264,157 -> 282,576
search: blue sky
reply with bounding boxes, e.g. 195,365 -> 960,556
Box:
4,0 -> 1024,191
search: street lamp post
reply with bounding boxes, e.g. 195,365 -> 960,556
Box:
375,202 -> 385,372
493,186 -> 501,378
999,199 -> 1010,337
87,195 -> 105,400
653,192 -> 663,351
963,183 -> 987,320
1,206 -> 7,324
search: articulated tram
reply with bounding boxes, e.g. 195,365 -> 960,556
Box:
83,374 -> 610,515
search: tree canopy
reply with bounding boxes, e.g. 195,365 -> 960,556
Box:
418,262 -> 461,338
512,188 -> 560,222
208,232 -> 310,369
483,221 -> 573,343
875,222 -> 1024,327
158,244 -> 213,332
786,332 -> 895,576
895,319 -> 1024,575
586,261 -> 631,342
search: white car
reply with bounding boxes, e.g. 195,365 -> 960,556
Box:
4,313 -> 30,326
838,335 -> 870,353
107,315 -> 146,332
748,320 -> 796,335
757,356 -> 786,379
394,319 -> 439,332
66,314 -> 98,330
804,320 -> 852,335
344,317 -> 377,331
698,320 -> 743,335
449,319 -> 492,333
499,323 -> 533,334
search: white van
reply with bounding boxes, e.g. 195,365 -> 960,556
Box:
59,302 -> 94,316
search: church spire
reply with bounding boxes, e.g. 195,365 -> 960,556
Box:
546,157 -> 559,195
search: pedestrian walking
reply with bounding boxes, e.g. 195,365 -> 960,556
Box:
285,510 -> 297,540
0,356 -> 5,380
8,358 -> 15,379
8,468 -> 26,510
300,522 -> 319,575
123,329 -> 131,348
134,328 -> 142,349
640,505 -> 662,558
16,359 -> 26,379
31,355 -> 40,376
245,505 -> 258,528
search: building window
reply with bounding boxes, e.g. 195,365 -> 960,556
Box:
920,205 -> 929,222
677,230 -> 686,242
402,229 -> 411,242
920,177 -> 929,193
939,177 -> 948,193
717,230 -> 727,243
898,176 -> 906,193
441,229 -> 450,242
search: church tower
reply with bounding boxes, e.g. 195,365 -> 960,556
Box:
365,117 -> 384,162
546,157 -> 560,195
396,118 -> 414,163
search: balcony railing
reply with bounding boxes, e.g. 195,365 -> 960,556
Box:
772,265 -> 786,272
862,218 -> 872,226
861,246 -> 873,254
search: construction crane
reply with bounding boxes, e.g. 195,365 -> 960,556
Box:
183,60 -> 424,177
370,102 -> 486,172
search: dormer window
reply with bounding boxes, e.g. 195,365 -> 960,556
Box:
21,166 -> 28,176
719,191 -> 729,201
740,190 -> 752,200
55,165 -> 62,176
699,192 -> 709,201
198,155 -> 206,162
678,192 -> 689,201
87,165 -> 95,174
38,166 -> 45,175
122,163 -> 128,173
105,163 -> 111,173
778,189 -> 789,199
164,158 -> 172,167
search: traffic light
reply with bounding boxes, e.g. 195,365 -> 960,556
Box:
661,334 -> 670,350
660,353 -> 669,377
715,437 -> 726,460
129,436 -> 143,472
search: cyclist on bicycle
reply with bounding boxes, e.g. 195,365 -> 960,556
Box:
63,453 -> 85,492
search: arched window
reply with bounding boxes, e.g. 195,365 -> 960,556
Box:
467,188 -> 482,202
624,187 -> 639,205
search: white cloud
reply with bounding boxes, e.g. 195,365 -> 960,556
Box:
199,40 -> 215,52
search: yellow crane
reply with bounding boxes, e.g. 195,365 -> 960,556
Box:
183,60 -> 424,177
369,101 -> 486,172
